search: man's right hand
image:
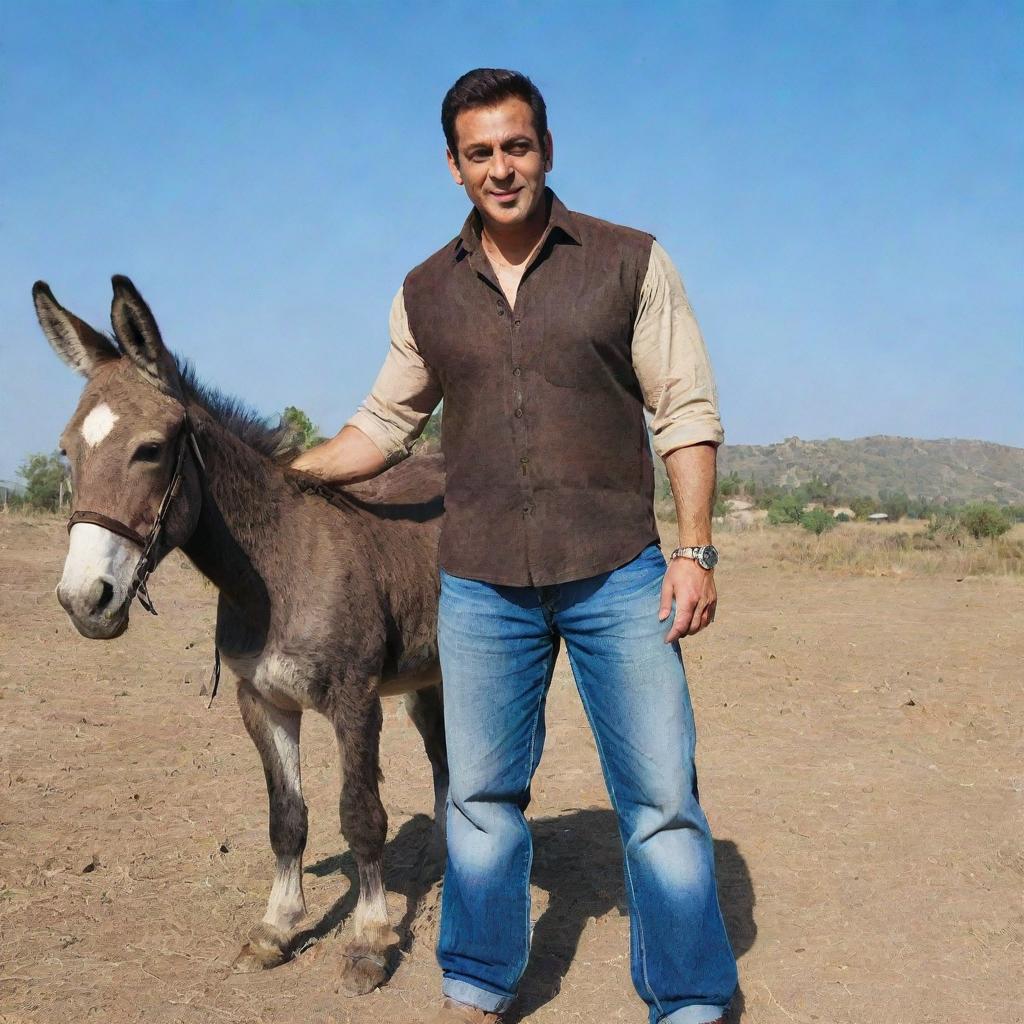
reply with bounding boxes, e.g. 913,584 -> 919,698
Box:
290,425 -> 390,484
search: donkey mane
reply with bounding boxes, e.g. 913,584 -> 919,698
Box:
175,356 -> 303,464
174,356 -> 394,517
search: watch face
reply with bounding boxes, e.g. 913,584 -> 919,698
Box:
700,545 -> 719,570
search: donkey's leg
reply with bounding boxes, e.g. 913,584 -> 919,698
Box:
233,680 -> 308,972
332,692 -> 396,995
404,684 -> 449,875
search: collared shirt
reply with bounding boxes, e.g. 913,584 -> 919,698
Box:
349,200 -> 723,466
346,189 -> 724,586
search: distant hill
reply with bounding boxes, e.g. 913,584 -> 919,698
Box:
716,435 -> 1024,504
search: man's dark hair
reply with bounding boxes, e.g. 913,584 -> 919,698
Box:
442,68 -> 548,164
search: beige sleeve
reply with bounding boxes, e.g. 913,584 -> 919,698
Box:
344,287 -> 443,467
632,241 -> 725,457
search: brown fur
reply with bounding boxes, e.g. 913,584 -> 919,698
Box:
33,276 -> 449,991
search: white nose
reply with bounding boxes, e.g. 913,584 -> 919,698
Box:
57,575 -> 117,618
59,523 -> 138,637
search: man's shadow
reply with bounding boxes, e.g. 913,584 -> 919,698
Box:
303,808 -> 755,1022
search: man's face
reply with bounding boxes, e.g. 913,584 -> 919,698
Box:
446,96 -> 553,232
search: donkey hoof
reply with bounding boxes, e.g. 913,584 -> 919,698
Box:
232,924 -> 291,972
339,951 -> 388,995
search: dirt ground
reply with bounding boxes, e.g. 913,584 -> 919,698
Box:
0,515 -> 1021,1024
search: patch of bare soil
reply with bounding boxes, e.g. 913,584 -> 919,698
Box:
0,515 -> 1020,1023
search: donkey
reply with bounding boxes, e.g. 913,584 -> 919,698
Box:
33,275 -> 449,994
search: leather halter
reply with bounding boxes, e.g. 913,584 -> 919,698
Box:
67,413 -> 205,617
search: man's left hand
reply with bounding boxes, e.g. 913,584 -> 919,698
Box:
658,555 -> 717,643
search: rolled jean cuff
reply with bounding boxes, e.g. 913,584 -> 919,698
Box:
442,977 -> 514,1014
660,1004 -> 728,1024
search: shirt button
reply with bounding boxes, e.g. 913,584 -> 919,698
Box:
514,408 -> 523,418
497,304 -> 504,316
514,319 -> 521,327
512,366 -> 521,376
522,504 -> 531,514
520,456 -> 529,465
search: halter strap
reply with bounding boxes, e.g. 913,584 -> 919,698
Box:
65,413 -> 198,616
63,410 -> 221,706
67,510 -> 146,548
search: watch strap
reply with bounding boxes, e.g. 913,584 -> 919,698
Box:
670,546 -> 700,559
670,545 -> 718,569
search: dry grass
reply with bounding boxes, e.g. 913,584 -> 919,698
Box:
700,518 -> 1024,577
0,504 -> 64,520
12,507 -> 1024,579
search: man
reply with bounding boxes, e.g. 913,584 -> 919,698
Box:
294,68 -> 737,1024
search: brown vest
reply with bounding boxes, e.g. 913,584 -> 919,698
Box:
404,190 -> 659,586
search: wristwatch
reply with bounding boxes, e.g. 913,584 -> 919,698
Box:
670,544 -> 719,571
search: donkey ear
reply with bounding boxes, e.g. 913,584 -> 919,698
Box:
33,281 -> 120,377
110,275 -> 182,396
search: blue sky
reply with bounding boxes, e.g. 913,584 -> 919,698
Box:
2,1 -> 1021,482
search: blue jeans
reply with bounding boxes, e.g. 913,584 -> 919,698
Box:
436,542 -> 738,1024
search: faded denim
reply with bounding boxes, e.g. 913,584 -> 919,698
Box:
436,542 -> 737,1023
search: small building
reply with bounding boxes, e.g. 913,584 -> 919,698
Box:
868,512 -> 889,524
832,506 -> 856,519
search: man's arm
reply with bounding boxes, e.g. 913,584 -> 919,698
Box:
659,441 -> 718,642
291,288 -> 442,484
632,240 -> 725,642
291,424 -> 390,483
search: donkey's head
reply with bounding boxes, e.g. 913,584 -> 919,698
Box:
33,277 -> 203,639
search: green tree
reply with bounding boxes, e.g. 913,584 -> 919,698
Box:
879,488 -> 910,521
756,483 -> 784,510
718,471 -> 742,497
17,452 -> 69,511
801,474 -> 832,502
958,503 -> 1012,540
281,406 -> 324,450
907,496 -> 937,520
851,495 -> 878,520
800,507 -> 837,535
413,403 -> 442,448
767,493 -> 803,525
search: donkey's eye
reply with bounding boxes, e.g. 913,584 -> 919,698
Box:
133,442 -> 162,463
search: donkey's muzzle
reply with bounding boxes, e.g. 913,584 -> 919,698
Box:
57,577 -> 130,639
59,521 -> 139,639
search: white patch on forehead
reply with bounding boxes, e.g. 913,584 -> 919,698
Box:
81,402 -> 119,447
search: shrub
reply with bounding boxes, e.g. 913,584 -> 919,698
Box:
927,512 -> 967,546
767,493 -> 803,525
851,496 -> 878,520
800,508 -> 837,535
17,452 -> 69,511
958,503 -> 1012,540
281,406 -> 325,449
798,474 -> 833,502
718,471 -> 742,497
908,496 -> 942,520
879,489 -> 910,521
